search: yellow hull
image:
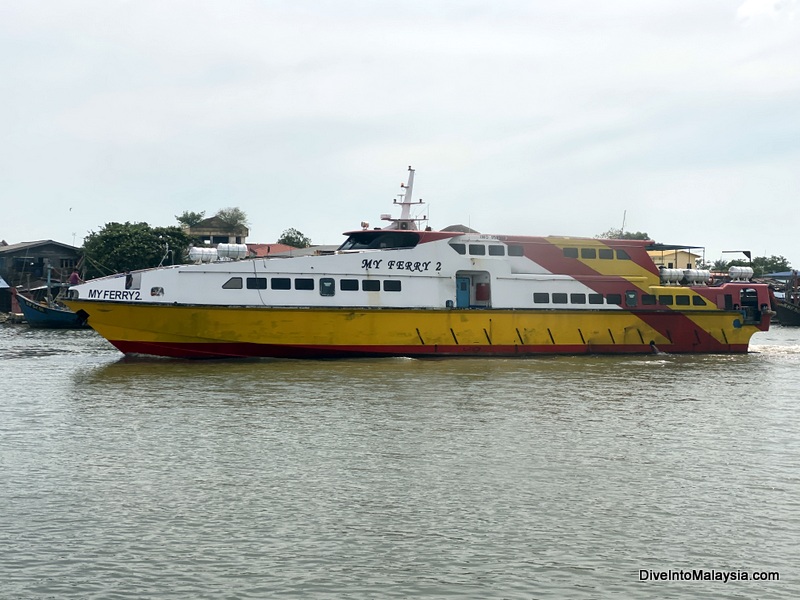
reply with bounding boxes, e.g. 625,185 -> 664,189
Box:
67,300 -> 761,358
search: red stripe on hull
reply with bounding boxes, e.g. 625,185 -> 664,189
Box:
111,340 -> 751,360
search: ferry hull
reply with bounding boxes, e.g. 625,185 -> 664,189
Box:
67,301 -> 760,359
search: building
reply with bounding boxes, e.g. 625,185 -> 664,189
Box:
185,217 -> 249,245
647,247 -> 702,270
0,240 -> 82,290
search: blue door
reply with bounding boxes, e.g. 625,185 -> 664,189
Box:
456,277 -> 470,308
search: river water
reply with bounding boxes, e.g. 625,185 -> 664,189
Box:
1,324 -> 799,599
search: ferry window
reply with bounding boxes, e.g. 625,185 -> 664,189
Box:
676,295 -> 690,306
362,280 -> 380,292
294,278 -> 314,290
552,293 -> 568,304
450,243 -> 466,255
642,294 -> 656,305
533,292 -> 549,303
383,280 -> 401,292
563,248 -> 579,258
150,287 -> 165,297
340,279 -> 359,291
570,293 -> 586,304
508,245 -> 524,256
658,295 -> 673,306
246,277 -> 267,290
469,244 -> 486,256
607,293 -> 622,305
599,249 -> 613,260
222,277 -> 243,289
588,293 -> 604,304
580,248 -> 596,259
692,296 -> 707,306
616,249 -> 631,260
319,278 -> 335,296
338,231 -> 420,251
489,245 -> 505,256
271,278 -> 291,290
625,291 -> 638,307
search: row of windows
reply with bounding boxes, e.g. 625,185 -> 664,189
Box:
449,243 -> 631,261
223,277 -> 402,293
450,243 -> 525,257
563,247 -> 630,260
219,275 -> 707,307
533,292 -> 707,306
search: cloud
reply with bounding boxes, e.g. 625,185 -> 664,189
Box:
737,0 -> 799,20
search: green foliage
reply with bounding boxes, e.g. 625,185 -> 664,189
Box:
277,228 -> 312,248
215,207 -> 249,229
596,228 -> 651,240
711,259 -> 730,272
728,255 -> 791,277
175,210 -> 206,227
82,222 -> 192,279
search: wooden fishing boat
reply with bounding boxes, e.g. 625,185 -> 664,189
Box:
15,288 -> 88,329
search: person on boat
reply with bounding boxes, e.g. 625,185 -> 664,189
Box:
68,269 -> 82,286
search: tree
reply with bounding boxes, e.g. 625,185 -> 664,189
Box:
215,207 -> 249,228
711,259 -> 729,272
82,222 -> 192,279
596,228 -> 651,240
175,210 -> 206,227
728,255 -> 791,277
277,228 -> 312,248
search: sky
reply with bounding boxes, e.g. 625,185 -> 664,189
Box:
2,0 -> 799,266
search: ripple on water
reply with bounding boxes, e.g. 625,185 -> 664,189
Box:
1,326 -> 799,598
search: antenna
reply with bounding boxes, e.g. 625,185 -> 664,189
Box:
621,210 -> 627,235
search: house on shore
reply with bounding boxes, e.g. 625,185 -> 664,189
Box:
185,217 -> 249,245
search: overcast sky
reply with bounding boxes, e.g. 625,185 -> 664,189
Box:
2,0 -> 799,265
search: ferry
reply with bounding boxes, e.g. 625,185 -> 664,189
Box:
65,168 -> 773,358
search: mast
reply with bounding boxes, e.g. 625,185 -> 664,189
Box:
382,166 -> 427,231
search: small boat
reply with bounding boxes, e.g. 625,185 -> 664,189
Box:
773,270 -> 800,326
14,288 -> 89,329
64,167 -> 774,358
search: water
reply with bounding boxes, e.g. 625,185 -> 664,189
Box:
2,325 -> 799,599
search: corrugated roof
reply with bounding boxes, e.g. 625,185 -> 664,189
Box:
0,240 -> 80,254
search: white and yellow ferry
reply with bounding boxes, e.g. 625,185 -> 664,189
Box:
66,168 -> 773,358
